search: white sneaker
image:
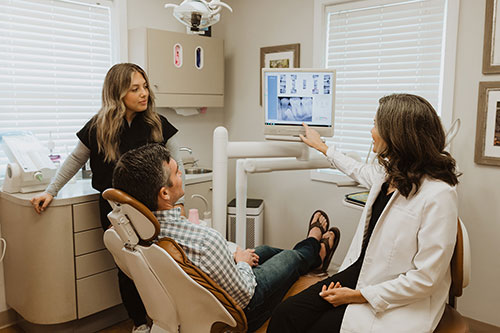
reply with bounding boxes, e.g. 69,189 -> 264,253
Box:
132,324 -> 150,333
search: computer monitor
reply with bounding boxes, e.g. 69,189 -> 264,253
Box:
262,68 -> 335,139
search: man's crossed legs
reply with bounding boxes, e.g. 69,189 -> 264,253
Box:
244,211 -> 338,331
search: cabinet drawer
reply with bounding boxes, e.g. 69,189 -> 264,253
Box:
74,228 -> 105,256
73,201 -> 101,232
76,268 -> 121,319
75,249 -> 116,279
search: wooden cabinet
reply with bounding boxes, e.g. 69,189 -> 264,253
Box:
0,200 -> 77,324
129,28 -> 224,108
0,185 -> 121,326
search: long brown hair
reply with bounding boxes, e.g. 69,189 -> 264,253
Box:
376,94 -> 460,197
92,63 -> 163,162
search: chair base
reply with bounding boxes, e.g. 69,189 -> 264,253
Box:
434,304 -> 469,333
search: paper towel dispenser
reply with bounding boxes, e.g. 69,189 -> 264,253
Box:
129,28 -> 224,108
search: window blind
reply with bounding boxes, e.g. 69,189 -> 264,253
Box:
324,0 -> 445,161
0,0 -> 113,178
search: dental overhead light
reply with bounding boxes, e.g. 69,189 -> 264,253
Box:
164,0 -> 233,33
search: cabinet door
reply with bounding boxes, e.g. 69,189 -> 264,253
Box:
76,268 -> 121,318
75,249 -> 116,279
184,181 -> 212,223
74,228 -> 105,256
0,198 -> 77,323
147,29 -> 224,95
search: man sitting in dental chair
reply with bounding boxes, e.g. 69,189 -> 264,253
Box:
112,144 -> 340,331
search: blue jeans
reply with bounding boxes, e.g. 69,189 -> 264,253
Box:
244,237 -> 321,332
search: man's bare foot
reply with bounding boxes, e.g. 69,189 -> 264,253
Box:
308,212 -> 328,241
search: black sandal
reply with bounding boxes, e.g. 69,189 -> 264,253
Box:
318,227 -> 341,273
307,210 -> 330,237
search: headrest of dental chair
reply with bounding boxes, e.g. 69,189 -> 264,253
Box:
102,188 -> 160,242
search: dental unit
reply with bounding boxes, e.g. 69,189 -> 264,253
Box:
212,127 -> 332,247
1,132 -> 57,193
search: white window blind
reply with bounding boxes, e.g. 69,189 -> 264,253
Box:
322,0 -> 446,164
0,0 -> 114,178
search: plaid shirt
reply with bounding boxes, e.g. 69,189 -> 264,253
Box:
154,208 -> 257,308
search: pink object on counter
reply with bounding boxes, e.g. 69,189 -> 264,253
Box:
188,208 -> 200,224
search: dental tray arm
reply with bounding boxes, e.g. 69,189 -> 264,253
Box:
1,133 -> 57,193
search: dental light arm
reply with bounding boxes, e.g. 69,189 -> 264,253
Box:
445,118 -> 461,149
208,0 -> 232,13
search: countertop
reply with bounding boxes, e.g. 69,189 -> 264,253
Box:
0,172 -> 212,207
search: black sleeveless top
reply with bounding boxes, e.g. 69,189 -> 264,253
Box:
77,112 -> 177,192
360,182 -> 393,257
340,182 -> 394,285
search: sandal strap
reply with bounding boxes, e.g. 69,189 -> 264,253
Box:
320,236 -> 332,253
307,210 -> 330,237
309,220 -> 327,235
317,227 -> 340,273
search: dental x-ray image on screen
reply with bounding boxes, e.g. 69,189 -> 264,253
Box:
262,68 -> 335,138
278,97 -> 313,122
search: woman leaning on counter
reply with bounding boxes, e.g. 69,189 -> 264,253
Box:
31,63 -> 184,333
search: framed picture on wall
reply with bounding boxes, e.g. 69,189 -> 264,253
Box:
483,0 -> 500,74
475,81 -> 500,166
260,43 -> 300,104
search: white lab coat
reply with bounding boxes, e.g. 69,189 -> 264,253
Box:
326,147 -> 458,333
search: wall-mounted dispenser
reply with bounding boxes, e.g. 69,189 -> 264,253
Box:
129,28 -> 224,108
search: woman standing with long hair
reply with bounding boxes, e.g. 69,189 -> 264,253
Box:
31,63 -> 184,333
268,93 -> 461,333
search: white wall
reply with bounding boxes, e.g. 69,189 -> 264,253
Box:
127,0 -> 184,33
217,0 -> 500,327
451,0 -> 500,326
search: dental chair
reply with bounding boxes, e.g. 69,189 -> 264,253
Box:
102,188 -> 245,332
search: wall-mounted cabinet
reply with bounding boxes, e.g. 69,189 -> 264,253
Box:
129,28 -> 224,108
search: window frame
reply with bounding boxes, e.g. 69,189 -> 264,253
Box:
310,0 -> 460,185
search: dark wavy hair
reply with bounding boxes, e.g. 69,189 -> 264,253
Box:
375,94 -> 460,197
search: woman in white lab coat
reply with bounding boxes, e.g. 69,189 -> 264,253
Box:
267,93 -> 461,333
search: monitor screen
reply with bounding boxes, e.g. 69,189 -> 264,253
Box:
262,68 -> 335,138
